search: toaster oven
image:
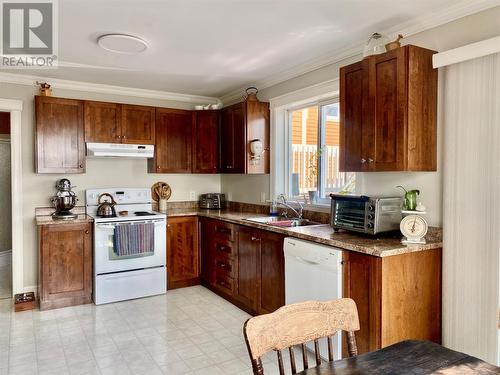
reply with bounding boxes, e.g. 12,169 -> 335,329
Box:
199,193 -> 226,209
330,194 -> 403,235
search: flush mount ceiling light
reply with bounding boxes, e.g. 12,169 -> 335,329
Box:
97,34 -> 148,54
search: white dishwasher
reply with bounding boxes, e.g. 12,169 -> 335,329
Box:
284,237 -> 343,360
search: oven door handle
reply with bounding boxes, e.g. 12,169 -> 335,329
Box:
95,220 -> 165,229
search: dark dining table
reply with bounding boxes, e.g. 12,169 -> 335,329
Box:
297,340 -> 500,374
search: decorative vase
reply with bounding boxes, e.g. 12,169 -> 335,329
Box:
363,33 -> 389,58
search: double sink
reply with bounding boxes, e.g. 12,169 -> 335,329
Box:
244,216 -> 322,228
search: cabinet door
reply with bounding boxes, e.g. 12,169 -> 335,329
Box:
342,251 -> 381,355
366,48 -> 407,171
200,218 -> 215,286
167,216 -> 199,289
35,96 -> 85,173
259,231 -> 284,314
121,104 -> 156,144
192,110 -> 219,173
234,227 -> 260,312
84,101 -> 121,143
220,104 -> 245,173
39,223 -> 92,310
339,61 -> 368,172
152,108 -> 192,173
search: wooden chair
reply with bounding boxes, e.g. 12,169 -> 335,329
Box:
243,298 -> 360,375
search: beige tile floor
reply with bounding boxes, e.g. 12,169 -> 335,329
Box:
0,286 -> 311,375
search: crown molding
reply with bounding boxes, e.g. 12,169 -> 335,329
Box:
0,72 -> 220,105
220,0 -> 500,104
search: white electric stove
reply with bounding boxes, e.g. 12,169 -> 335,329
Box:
86,188 -> 167,305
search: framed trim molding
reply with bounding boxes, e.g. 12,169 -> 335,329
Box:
0,98 -> 23,296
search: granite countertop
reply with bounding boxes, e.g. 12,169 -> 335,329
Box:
166,208 -> 442,257
35,214 -> 94,226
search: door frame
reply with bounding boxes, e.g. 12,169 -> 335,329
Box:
0,99 -> 23,296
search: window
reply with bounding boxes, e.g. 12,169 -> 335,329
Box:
288,100 -> 355,205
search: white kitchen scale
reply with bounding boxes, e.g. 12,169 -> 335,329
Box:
400,210 -> 428,244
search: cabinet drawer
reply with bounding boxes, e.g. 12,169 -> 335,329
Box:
214,256 -> 235,278
214,221 -> 234,241
214,273 -> 234,295
214,239 -> 235,258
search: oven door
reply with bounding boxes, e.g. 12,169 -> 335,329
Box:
94,219 -> 166,275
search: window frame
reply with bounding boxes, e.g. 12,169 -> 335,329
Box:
286,96 -> 343,206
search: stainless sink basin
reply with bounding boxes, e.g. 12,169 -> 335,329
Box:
244,216 -> 321,227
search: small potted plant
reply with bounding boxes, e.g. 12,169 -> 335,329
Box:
306,147 -> 324,203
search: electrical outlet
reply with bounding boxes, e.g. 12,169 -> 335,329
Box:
260,192 -> 266,203
189,191 -> 196,200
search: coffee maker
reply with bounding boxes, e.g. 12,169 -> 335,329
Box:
51,179 -> 78,220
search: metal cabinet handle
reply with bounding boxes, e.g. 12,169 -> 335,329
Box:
368,158 -> 374,163
251,236 -> 260,241
85,230 -> 89,234
79,164 -> 83,169
361,158 -> 367,164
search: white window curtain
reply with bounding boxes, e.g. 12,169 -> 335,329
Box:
442,51 -> 500,364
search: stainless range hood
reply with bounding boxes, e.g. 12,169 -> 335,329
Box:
86,142 -> 154,158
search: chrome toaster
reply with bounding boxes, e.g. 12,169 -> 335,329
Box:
199,193 -> 226,209
330,194 -> 403,235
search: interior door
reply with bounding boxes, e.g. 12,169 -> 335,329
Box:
154,108 -> 192,173
339,61 -> 368,172
121,104 -> 156,144
366,48 -> 407,171
84,101 -> 121,143
192,110 -> 219,173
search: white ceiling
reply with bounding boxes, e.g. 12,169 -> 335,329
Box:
2,0 -> 499,97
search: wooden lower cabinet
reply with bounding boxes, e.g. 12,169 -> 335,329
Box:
258,230 -> 285,314
39,223 -> 92,310
343,248 -> 442,355
234,227 -> 260,311
167,216 -> 199,289
200,218 -> 285,315
199,218 -> 441,354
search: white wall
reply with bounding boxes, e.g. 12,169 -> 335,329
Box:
221,6 -> 500,227
0,82 -> 221,289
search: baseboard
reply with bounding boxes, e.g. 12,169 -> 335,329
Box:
0,250 -> 11,267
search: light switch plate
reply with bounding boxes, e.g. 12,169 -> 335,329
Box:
189,191 -> 196,200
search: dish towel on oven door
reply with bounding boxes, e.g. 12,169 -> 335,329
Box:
113,222 -> 155,256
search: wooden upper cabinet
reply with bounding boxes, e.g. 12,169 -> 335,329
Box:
167,216 -> 199,289
84,102 -> 155,144
219,96 -> 270,174
150,108 -> 192,173
121,104 -> 155,144
35,96 -> 85,174
340,45 -> 437,172
220,104 -> 246,173
39,222 -> 92,310
340,61 -> 367,172
192,110 -> 219,173
84,101 -> 121,143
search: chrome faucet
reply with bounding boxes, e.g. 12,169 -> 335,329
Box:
277,194 -> 304,219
